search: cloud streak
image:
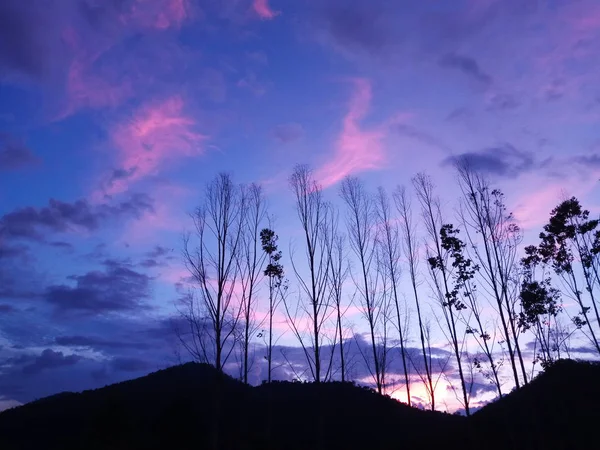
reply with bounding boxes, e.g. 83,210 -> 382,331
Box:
442,144 -> 534,178
103,96 -> 206,197
253,0 -> 279,20
0,135 -> 40,171
439,53 -> 492,86
315,79 -> 388,188
0,194 -> 153,242
44,259 -> 152,315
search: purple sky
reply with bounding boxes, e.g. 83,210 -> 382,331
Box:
1,0 -> 600,412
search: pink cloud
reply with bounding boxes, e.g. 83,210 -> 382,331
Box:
55,0 -> 195,119
55,28 -> 133,119
103,96 -> 206,197
315,79 -> 389,188
513,169 -> 600,231
252,0 -> 280,20
63,59 -> 134,117
124,0 -> 193,30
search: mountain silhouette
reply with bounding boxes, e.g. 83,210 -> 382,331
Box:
0,359 -> 597,450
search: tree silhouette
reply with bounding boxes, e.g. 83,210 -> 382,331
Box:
375,186 -> 411,404
179,173 -> 246,372
394,185 -> 437,410
414,173 -> 471,416
286,165 -> 334,382
260,227 -> 285,383
519,246 -> 563,369
455,162 -> 527,387
341,176 -> 387,394
238,183 -> 268,384
536,197 -> 600,354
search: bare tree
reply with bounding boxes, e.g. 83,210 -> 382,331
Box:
238,183 -> 268,384
180,173 -> 246,372
394,185 -> 436,410
376,244 -> 393,394
375,186 -> 411,404
260,227 -> 285,383
286,165 -> 333,382
179,173 -> 247,450
340,176 -> 386,394
463,287 -> 504,397
455,161 -> 528,387
324,208 -> 350,382
413,173 -> 471,416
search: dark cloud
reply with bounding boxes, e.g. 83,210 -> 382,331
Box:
316,0 -> 393,54
571,154 -> 600,168
0,244 -> 40,301
268,334 -> 453,386
0,312 -> 177,403
78,0 -> 131,29
15,349 -> 82,375
146,245 -> 173,258
272,123 -> 304,144
0,304 -> 15,314
0,193 -> 153,241
0,241 -> 28,260
0,2 -> 47,77
0,134 -> 40,171
446,107 -> 472,122
544,78 -> 566,101
49,241 -> 74,252
535,152 -> 600,179
439,53 -> 492,86
442,144 -> 534,178
486,93 -> 520,111
138,245 -> 175,268
55,335 -> 151,351
44,259 -> 152,315
101,167 -> 138,195
569,346 -> 600,355
140,258 -> 161,268
110,356 -> 152,372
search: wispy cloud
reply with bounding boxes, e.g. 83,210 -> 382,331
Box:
315,79 -> 392,188
252,0 -> 280,20
0,134 -> 40,171
102,96 -> 206,197
124,0 -> 193,30
439,53 -> 492,87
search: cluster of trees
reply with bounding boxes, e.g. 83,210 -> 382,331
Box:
176,162 -> 600,415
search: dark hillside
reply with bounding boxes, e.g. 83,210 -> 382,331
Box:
472,359 -> 600,450
0,359 -> 598,450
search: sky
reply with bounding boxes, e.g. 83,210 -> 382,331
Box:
1,0 -> 600,413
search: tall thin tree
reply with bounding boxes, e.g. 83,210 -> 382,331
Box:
375,186 -> 411,405
239,183 -> 268,384
287,165 -> 333,382
324,208 -> 350,382
180,173 -> 246,372
340,176 -> 385,394
413,173 -> 471,416
455,161 -> 528,387
394,185 -> 436,410
260,227 -> 284,383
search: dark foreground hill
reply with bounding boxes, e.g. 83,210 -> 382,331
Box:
0,359 -> 597,450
